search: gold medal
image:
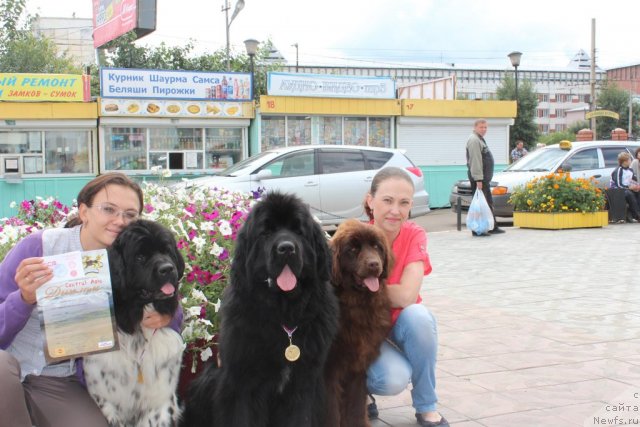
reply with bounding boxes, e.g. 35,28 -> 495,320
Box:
285,344 -> 301,362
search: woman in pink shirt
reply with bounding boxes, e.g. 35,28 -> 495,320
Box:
365,167 -> 447,427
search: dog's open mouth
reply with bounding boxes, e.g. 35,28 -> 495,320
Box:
356,276 -> 380,292
276,265 -> 297,292
140,283 -> 176,301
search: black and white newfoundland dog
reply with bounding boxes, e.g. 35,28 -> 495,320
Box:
83,219 -> 185,427
182,192 -> 339,427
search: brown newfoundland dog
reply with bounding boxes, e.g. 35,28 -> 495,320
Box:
325,219 -> 393,427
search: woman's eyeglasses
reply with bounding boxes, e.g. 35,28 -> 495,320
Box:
91,203 -> 140,223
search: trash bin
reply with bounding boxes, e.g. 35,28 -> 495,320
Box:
605,188 -> 627,223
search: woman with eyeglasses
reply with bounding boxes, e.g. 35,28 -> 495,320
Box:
0,172 -> 181,427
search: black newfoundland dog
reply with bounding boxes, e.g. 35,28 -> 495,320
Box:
182,192 -> 339,427
83,219 -> 185,427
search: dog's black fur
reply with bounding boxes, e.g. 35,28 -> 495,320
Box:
182,192 -> 339,427
84,220 -> 185,427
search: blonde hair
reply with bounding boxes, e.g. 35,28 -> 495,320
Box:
618,151 -> 632,165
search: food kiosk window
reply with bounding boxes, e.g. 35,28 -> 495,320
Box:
45,131 -> 91,173
104,127 -> 147,170
205,128 -> 241,169
0,130 -> 92,175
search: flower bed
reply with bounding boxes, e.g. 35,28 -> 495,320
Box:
0,183 -> 261,371
510,172 -> 606,214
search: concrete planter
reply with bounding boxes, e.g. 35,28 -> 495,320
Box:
513,211 -> 608,230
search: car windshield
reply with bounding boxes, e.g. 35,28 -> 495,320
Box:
504,147 -> 568,172
218,150 -> 282,176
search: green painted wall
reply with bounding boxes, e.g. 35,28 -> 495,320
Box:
0,177 -> 93,218
0,174 -> 186,219
419,164 -> 508,209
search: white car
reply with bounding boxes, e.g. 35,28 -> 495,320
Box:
178,145 -> 430,226
450,140 -> 640,216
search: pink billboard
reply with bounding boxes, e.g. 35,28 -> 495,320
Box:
92,0 -> 148,48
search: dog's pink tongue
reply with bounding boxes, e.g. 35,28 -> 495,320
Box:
276,265 -> 297,291
161,283 -> 175,296
363,277 -> 380,292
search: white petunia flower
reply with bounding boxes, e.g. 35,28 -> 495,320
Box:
187,306 -> 202,317
192,236 -> 206,252
200,347 -> 213,362
210,242 -> 223,257
218,220 -> 232,236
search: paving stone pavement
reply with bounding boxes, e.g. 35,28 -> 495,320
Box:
372,223 -> 640,427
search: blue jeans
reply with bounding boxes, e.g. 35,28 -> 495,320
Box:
366,304 -> 439,413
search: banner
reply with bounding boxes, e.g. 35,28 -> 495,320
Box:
92,0 -> 138,48
267,72 -> 396,99
100,68 -> 253,101
0,73 -> 86,102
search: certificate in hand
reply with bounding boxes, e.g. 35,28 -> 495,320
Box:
36,249 -> 119,364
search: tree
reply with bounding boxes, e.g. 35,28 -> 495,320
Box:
0,0 -> 80,73
496,74 -> 540,150
595,82 -> 640,139
0,0 -> 27,51
1,33 -> 79,73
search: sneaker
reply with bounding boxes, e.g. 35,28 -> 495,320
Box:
415,413 -> 450,427
629,218 -> 639,223
488,227 -> 506,234
367,394 -> 379,420
471,231 -> 489,237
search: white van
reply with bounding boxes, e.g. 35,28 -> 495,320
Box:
450,140 -> 640,217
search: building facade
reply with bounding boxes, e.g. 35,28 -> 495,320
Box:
607,64 -> 640,95
282,59 -> 605,135
32,16 -> 95,67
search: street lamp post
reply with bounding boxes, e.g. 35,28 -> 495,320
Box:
508,51 -> 522,104
244,39 -> 259,100
223,0 -> 245,72
292,43 -> 299,72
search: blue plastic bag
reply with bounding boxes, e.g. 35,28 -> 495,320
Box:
466,189 -> 494,235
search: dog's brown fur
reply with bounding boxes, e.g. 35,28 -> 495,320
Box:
325,219 -> 393,427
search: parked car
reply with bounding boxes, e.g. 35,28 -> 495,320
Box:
178,145 -> 430,226
450,140 -> 640,217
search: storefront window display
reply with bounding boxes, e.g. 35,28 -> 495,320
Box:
344,117 -> 368,146
261,116 -> 391,150
287,116 -> 311,146
319,117 -> 342,145
261,116 -> 286,152
102,126 -> 243,172
368,117 -> 392,148
0,130 -> 93,175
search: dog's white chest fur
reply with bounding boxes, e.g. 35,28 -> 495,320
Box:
84,327 -> 185,427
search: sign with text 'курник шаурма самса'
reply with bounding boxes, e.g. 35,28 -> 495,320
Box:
100,68 -> 253,101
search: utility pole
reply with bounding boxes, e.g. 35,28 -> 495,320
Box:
590,18 -> 597,139
630,95 -> 634,137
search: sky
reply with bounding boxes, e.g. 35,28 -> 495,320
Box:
25,0 -> 640,71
